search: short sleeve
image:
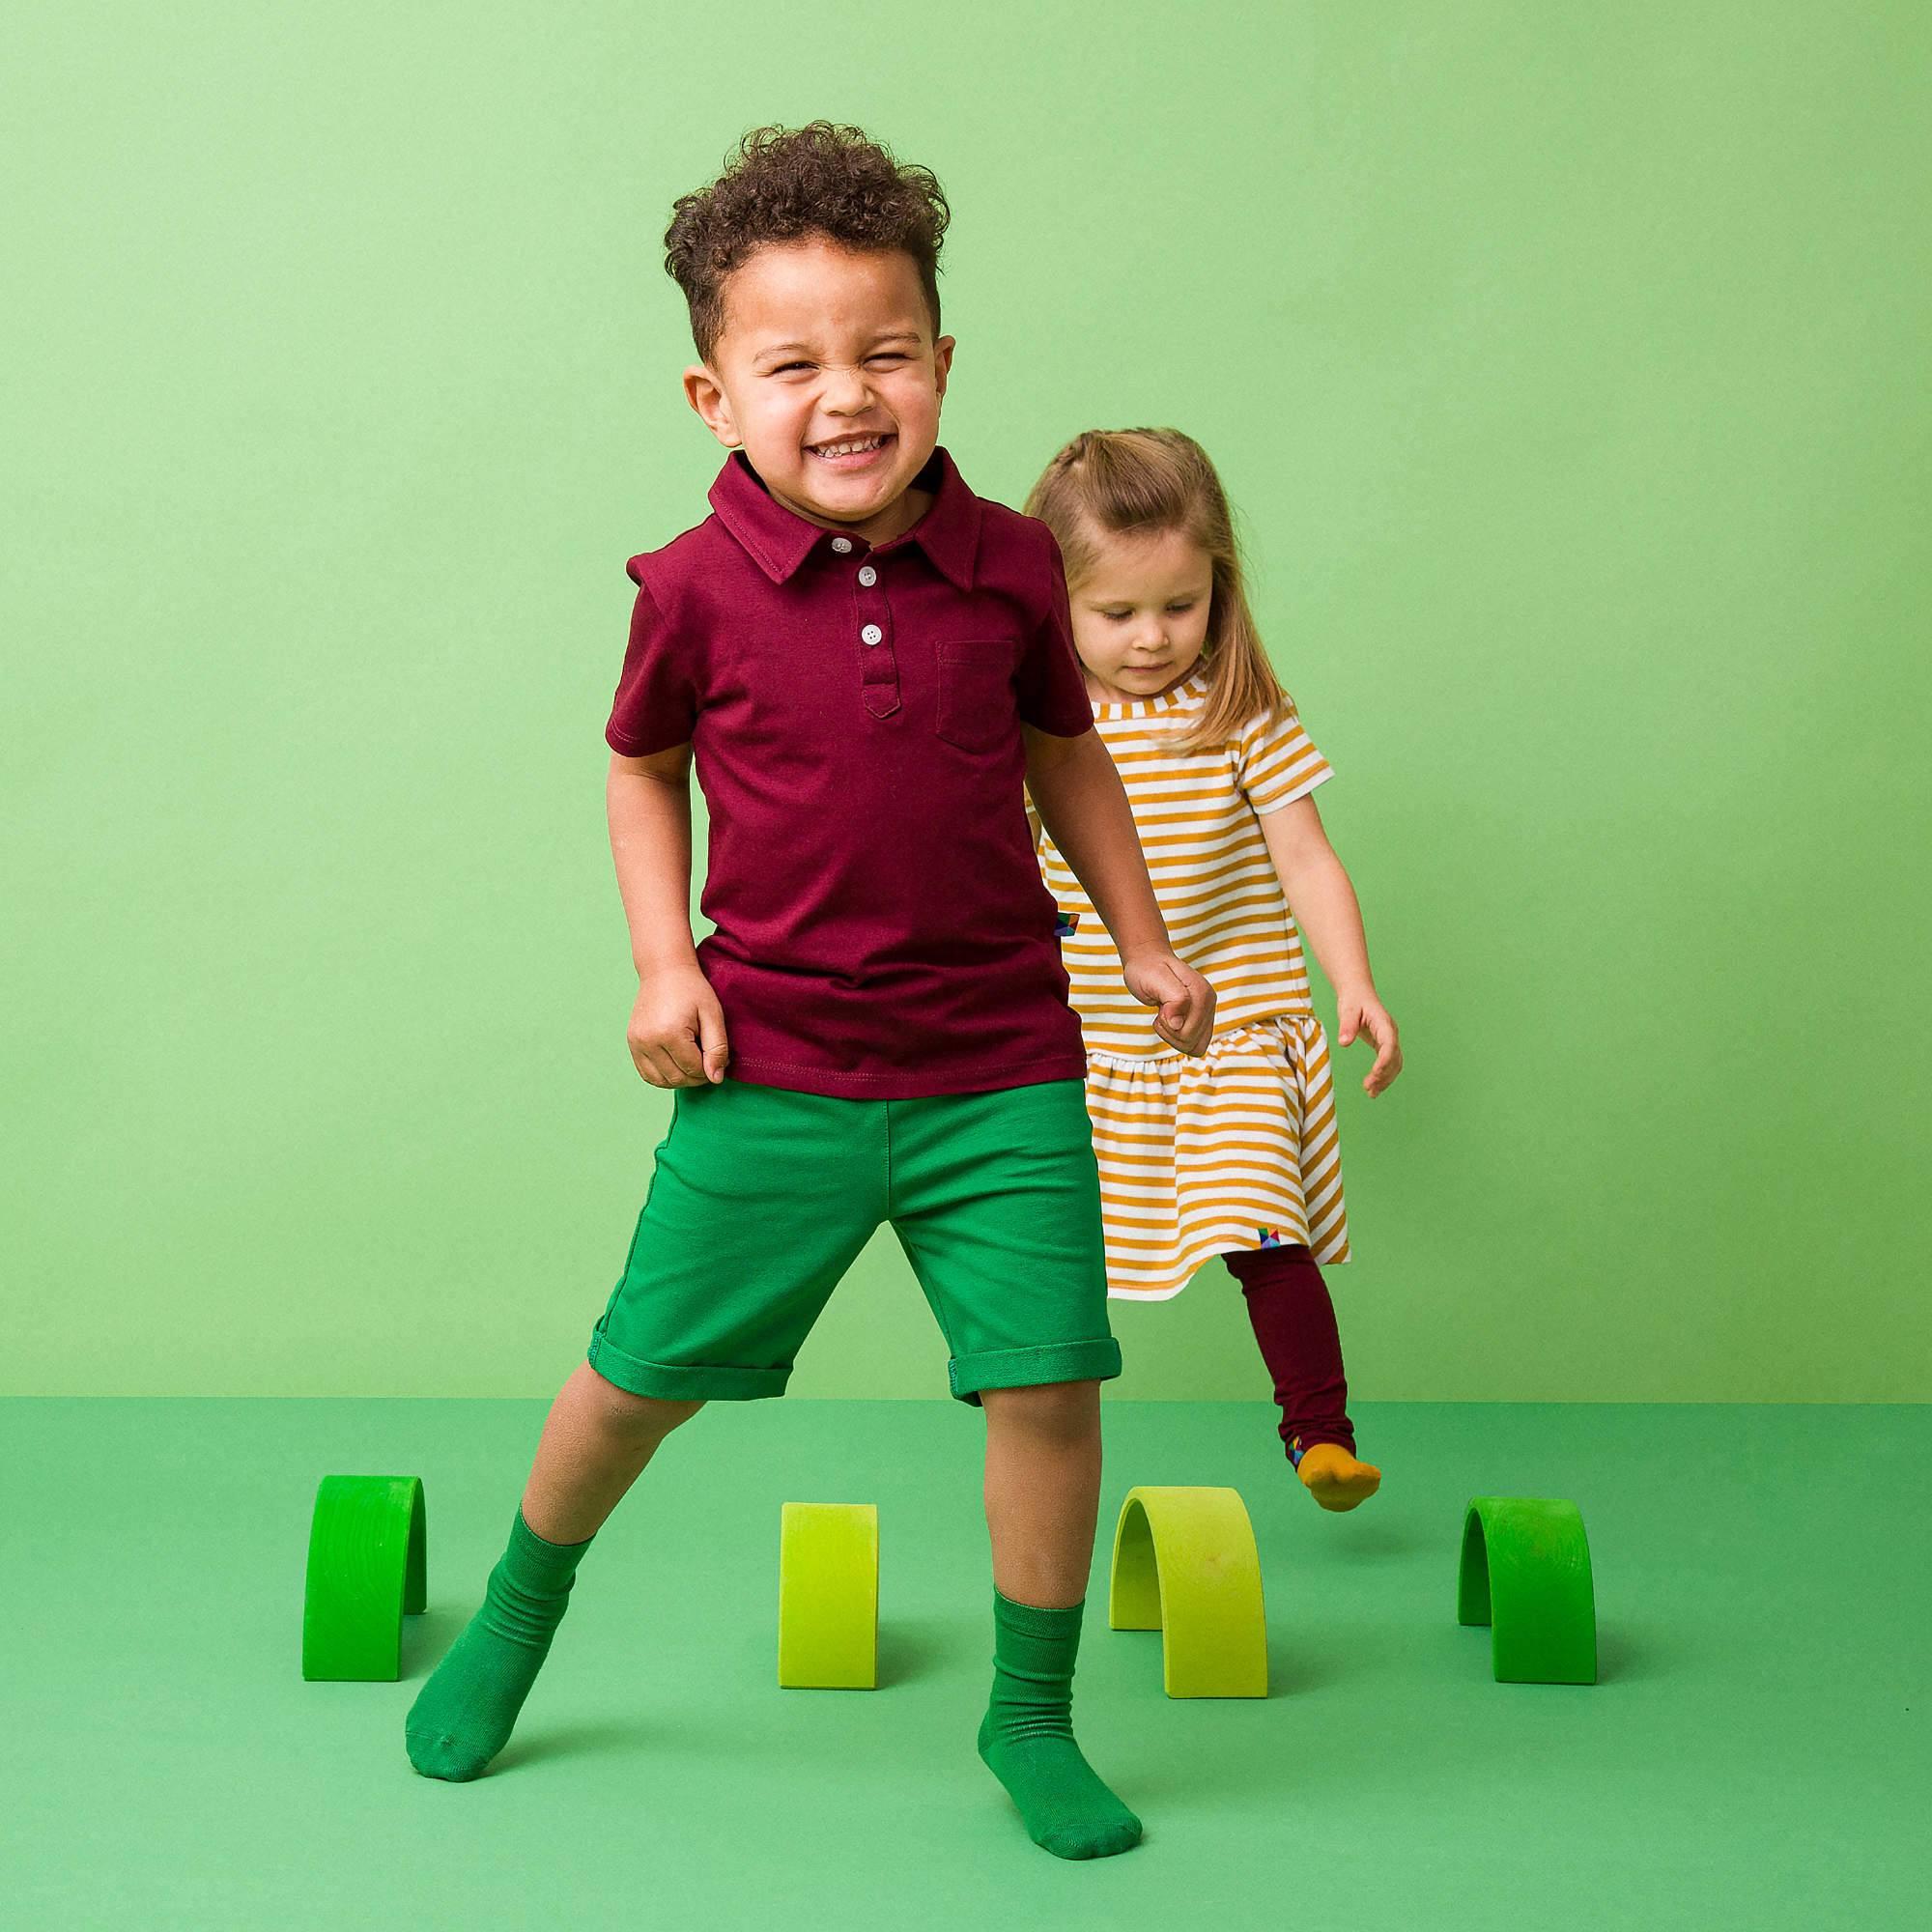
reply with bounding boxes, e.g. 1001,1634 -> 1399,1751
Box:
1013,531 -> 1095,737
605,563 -> 697,756
1235,703 -> 1332,814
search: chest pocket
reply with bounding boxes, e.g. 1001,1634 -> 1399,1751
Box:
935,639 -> 1017,753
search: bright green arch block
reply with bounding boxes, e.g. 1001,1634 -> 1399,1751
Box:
778,1502 -> 878,1690
301,1475 -> 427,1682
1108,1485 -> 1267,1698
1457,1496 -> 1597,1684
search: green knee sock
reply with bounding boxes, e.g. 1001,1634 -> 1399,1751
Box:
977,1590 -> 1143,1861
406,1510 -> 591,1782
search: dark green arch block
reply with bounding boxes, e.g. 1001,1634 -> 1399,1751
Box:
1458,1496 -> 1596,1684
302,1475 -> 427,1681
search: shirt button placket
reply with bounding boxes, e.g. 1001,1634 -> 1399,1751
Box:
856,551 -> 898,720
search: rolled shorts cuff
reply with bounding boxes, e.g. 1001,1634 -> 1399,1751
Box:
586,1327 -> 791,1403
947,1338 -> 1123,1406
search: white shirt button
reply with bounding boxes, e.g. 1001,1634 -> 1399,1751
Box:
857,564 -> 877,587
830,536 -> 853,554
861,623 -> 884,645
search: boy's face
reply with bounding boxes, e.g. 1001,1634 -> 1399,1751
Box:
684,237 -> 954,543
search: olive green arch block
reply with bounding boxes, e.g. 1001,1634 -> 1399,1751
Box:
301,1474 -> 427,1681
1458,1496 -> 1597,1684
778,1502 -> 878,1690
1108,1485 -> 1267,1698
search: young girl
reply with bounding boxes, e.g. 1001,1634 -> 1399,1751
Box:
1025,428 -> 1402,1511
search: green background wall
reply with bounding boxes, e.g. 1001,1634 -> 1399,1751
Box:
5,3 -> 1925,1399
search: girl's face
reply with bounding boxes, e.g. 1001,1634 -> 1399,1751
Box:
1067,524 -> 1215,705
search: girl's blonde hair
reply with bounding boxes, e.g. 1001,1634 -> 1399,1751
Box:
1024,427 -> 1292,753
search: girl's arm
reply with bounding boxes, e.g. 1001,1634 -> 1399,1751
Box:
1023,725 -> 1216,1056
1258,795 -> 1403,1096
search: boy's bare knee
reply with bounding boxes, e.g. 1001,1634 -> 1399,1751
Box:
610,1391 -> 705,1446
582,1365 -> 703,1443
982,1378 -> 1100,1442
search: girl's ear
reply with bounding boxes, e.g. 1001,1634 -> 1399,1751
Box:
683,364 -> 741,448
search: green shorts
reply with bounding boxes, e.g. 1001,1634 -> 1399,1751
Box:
587,1075 -> 1121,1405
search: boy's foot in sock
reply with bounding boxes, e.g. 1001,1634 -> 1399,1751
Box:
1293,1439 -> 1381,1512
977,1592 -> 1142,1861
406,1511 -> 591,1781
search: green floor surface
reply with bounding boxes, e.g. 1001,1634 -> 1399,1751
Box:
4,1399 -> 1925,1930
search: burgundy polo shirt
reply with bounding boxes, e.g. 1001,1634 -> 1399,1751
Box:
606,444 -> 1096,1100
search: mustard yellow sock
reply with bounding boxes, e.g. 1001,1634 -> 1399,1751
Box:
1295,1440 -> 1382,1512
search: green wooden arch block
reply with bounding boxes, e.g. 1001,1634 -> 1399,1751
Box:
1458,1496 -> 1596,1684
301,1475 -> 427,1682
778,1502 -> 878,1690
1108,1485 -> 1267,1698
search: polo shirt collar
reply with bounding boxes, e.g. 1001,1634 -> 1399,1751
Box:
708,444 -> 982,591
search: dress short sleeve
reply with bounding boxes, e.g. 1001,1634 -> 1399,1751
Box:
606,563 -> 697,756
1013,532 -> 1095,737
1235,703 -> 1333,814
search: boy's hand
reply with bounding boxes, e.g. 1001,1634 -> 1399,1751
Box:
1336,988 -> 1402,1096
1122,951 -> 1216,1057
627,964 -> 730,1088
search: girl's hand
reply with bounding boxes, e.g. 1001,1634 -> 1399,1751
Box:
1123,951 -> 1216,1057
627,965 -> 730,1088
1336,989 -> 1402,1096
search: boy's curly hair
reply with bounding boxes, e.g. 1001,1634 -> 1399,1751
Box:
665,122 -> 951,362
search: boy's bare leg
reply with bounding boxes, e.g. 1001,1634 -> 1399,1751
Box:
980,1379 -> 1102,1605
523,1362 -> 705,1543
976,1380 -> 1141,1861
407,1366 -> 701,1781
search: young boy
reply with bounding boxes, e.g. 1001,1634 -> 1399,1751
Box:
404,122 -> 1214,1863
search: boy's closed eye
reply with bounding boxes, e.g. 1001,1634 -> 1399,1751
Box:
767,353 -> 913,377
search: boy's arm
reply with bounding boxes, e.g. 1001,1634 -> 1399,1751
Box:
1023,725 -> 1216,1056
1258,794 -> 1402,1096
608,747 -> 730,1088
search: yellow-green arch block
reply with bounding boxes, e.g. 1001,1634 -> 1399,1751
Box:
1108,1485 -> 1267,1698
301,1475 -> 426,1681
778,1502 -> 878,1690
1458,1496 -> 1597,1684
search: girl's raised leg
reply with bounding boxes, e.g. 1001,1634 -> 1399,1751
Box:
1227,1244 -> 1380,1510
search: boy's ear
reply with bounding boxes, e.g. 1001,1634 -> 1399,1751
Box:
683,363 -> 741,448
933,334 -> 955,404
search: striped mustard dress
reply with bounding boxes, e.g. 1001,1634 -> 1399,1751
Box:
1035,665 -> 1350,1299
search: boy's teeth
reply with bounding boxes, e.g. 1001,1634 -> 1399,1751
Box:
813,436 -> 886,457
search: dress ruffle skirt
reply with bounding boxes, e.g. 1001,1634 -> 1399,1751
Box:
1083,1012 -> 1350,1300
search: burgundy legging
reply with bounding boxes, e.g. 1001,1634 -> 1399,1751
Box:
1224,1244 -> 1355,1460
